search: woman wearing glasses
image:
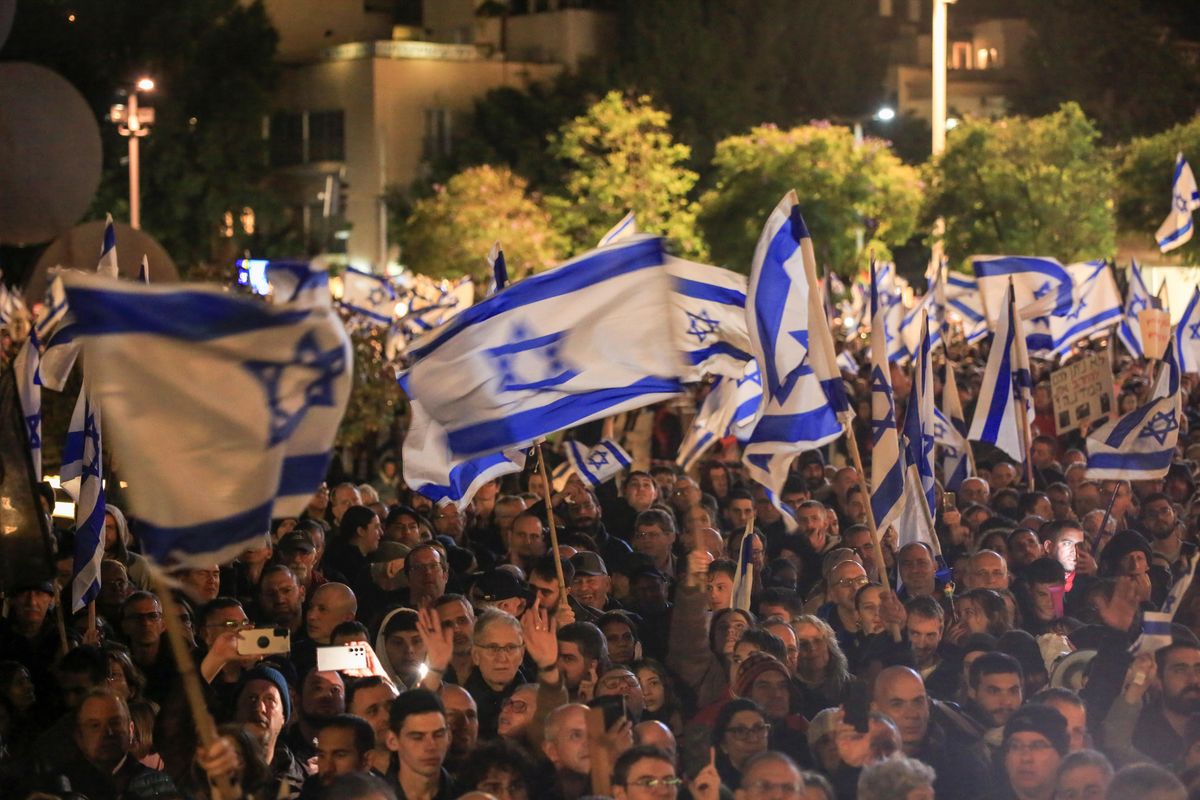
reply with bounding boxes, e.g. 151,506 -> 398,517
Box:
711,698 -> 771,790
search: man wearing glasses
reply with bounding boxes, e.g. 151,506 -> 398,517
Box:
612,745 -> 683,800
197,597 -> 258,687
465,609 -> 529,737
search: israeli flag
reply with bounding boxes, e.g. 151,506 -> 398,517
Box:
407,236 -> 683,459
900,286 -> 943,359
339,268 -> 397,326
598,211 -> 638,246
57,272 -> 352,567
945,272 -> 987,342
138,255 -> 150,284
62,384 -> 105,610
35,275 -> 80,392
902,312 -> 937,521
938,361 -> 972,491
876,262 -> 907,362
14,330 -> 42,479
731,529 -> 755,612
1175,287 -> 1200,374
1117,260 -> 1154,358
868,260 -> 907,536
973,255 -> 1074,356
487,242 -> 508,296
837,350 -> 859,376
1132,551 -> 1197,656
667,257 -> 753,380
401,276 -> 475,337
400,375 -> 526,509
1156,153 -> 1200,253
969,283 -> 1033,463
1049,261 -> 1123,356
97,213 -> 119,278
1086,338 -> 1181,481
564,437 -> 632,487
676,361 -> 762,471
742,192 -> 850,496
263,260 -> 331,306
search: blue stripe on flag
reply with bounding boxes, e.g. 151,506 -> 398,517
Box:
687,342 -> 754,366
278,453 -> 333,497
137,502 -> 273,563
63,288 -> 311,340
675,278 -> 747,306
1088,450 -> 1176,472
750,407 -> 843,443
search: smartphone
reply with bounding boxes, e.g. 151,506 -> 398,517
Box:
844,682 -> 870,733
589,694 -> 629,728
943,491 -> 956,511
317,643 -> 370,672
236,627 -> 291,656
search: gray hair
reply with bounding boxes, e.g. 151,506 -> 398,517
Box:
1056,749 -> 1112,783
473,608 -> 522,641
858,755 -> 937,800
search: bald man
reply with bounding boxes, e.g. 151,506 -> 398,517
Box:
307,583 -> 358,644
871,666 -> 988,800
964,550 -> 1009,591
959,477 -> 990,508
634,720 -> 676,762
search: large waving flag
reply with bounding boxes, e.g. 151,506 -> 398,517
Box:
1156,153 -> 1200,253
969,283 -> 1033,463
564,438 -> 632,487
14,330 -> 42,479
97,214 -> 119,278
938,361 -> 972,491
598,211 -> 637,246
1117,261 -> 1154,358
61,385 -> 105,610
58,272 -> 352,566
487,242 -> 508,296
667,257 -> 753,380
1050,261 -> 1123,356
868,260 -> 906,536
406,236 -> 682,459
945,271 -> 988,342
339,268 -> 397,326
676,362 -> 762,471
899,313 -> 937,532
973,255 -> 1074,357
742,192 -> 850,495
1176,287 -> 1200,374
400,376 -> 526,509
1086,338 -> 1181,481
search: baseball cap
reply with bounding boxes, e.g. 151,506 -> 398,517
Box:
277,531 -> 315,554
570,551 -> 608,577
473,570 -> 532,603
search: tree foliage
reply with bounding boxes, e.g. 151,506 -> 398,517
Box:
550,91 -> 706,258
698,123 -> 922,276
1114,115 -> 1200,260
924,103 -> 1115,266
336,317 -> 400,450
400,165 -> 566,282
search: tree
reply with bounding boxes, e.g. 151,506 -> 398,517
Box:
924,103 -> 1116,267
399,165 -> 567,282
698,123 -> 922,276
1114,115 -> 1200,260
550,91 -> 706,258
336,318 -> 400,450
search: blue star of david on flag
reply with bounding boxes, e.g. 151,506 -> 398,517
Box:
1189,319 -> 1200,341
587,451 -> 609,470
685,309 -> 721,344
1139,410 -> 1179,445
244,331 -> 348,447
26,413 -> 41,449
368,284 -> 391,306
485,323 -> 579,393
870,369 -> 896,442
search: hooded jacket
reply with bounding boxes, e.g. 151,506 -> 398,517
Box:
106,504 -> 152,590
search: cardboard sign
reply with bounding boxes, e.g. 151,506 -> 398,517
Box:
1051,352 -> 1114,433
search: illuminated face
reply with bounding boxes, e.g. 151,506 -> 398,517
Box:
969,672 -> 1021,728
856,586 -> 885,635
385,629 -> 426,681
435,599 -> 475,657
906,616 -> 942,668
636,667 -> 666,712
349,683 -> 398,746
967,553 -> 1008,590
472,621 -> 525,689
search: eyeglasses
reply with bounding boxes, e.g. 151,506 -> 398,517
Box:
600,675 -> 640,691
1006,740 -> 1055,755
206,619 -> 253,630
475,643 -> 524,656
628,777 -> 683,789
501,698 -> 529,713
125,611 -> 163,623
834,576 -> 869,588
744,781 -> 801,797
634,529 -> 668,539
725,722 -> 771,739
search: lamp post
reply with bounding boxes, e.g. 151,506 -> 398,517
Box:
853,106 -> 896,254
931,0 -> 955,273
109,77 -> 156,230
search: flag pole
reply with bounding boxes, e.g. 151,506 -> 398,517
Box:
1015,392 -> 1035,489
54,582 -> 70,654
730,514 -> 756,609
843,425 -> 892,594
153,576 -> 242,800
534,443 -> 568,605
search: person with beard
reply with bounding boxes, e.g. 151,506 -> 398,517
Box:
300,714 -> 378,797
283,668 -> 347,766
438,684 -> 478,773
561,486 -> 633,568
233,664 -> 306,796
258,565 -> 307,636
1142,493 -> 1194,579
276,529 -> 328,597
556,622 -> 608,701
964,652 -> 1022,756
1103,642 -> 1200,766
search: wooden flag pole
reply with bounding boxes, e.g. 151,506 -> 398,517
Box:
153,576 -> 242,800
1015,393 -> 1035,489
54,582 -> 70,654
86,599 -> 96,640
534,443 -> 568,606
843,425 -> 892,595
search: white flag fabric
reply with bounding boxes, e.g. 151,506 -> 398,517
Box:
1175,287 -> 1200,374
564,438 -> 632,487
667,257 -> 753,381
1156,153 -> 1200,253
876,262 -> 907,362
486,242 -> 508,296
339,267 -> 398,326
1049,261 -> 1123,356
97,213 -> 119,278
676,361 -> 762,471
973,255 -> 1074,357
401,275 -> 476,338
1118,261 -> 1155,359
406,236 -> 683,459
62,384 -> 105,610
598,211 -> 638,246
742,192 -> 850,496
731,530 -> 755,612
969,283 -> 1033,462
896,463 -> 941,556
14,331 -> 42,479
1086,339 -> 1181,481
902,313 -> 937,521
400,376 -> 527,509
58,272 -> 352,567
945,272 -> 988,343
1132,551 -> 1198,656
938,361 -> 972,491
869,260 -> 906,537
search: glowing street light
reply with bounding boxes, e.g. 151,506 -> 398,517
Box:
109,77 -> 156,229
875,106 -> 897,123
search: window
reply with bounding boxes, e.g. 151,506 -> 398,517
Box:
423,108 -> 452,160
308,110 -> 345,162
951,41 -> 973,69
269,111 -> 303,167
879,0 -> 894,17
906,0 -> 920,23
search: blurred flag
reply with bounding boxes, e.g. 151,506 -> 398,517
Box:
1132,551 -> 1197,656
876,262 -> 907,362
264,260 -> 331,306
1175,287 -> 1200,374
969,283 -> 1033,463
487,242 -> 508,296
35,275 -> 79,391
1086,338 -> 1181,481
667,257 -> 753,380
973,255 -> 1074,357
1049,261 -> 1123,356
138,255 -> 150,283
339,268 -> 397,326
1117,260 -> 1154,358
401,276 -> 475,337
97,213 -> 119,278
406,236 -> 682,459
898,313 -> 937,534
742,192 -> 850,496
938,361 -> 972,491
14,330 -> 42,479
676,362 -> 762,471
868,259 -> 907,537
61,384 -> 104,610
58,272 -> 352,566
564,437 -> 631,487
945,272 -> 988,343
598,211 -> 637,246
730,527 -> 755,611
1156,153 -> 1200,253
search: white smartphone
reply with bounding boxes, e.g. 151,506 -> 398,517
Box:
317,643 -> 370,672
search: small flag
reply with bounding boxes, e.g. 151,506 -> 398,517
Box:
869,259 -> 906,538
14,330 -> 42,479
401,275 -> 476,337
563,438 -> 632,487
742,192 -> 850,497
667,257 -> 753,380
35,275 -> 80,392
1132,551 -> 1197,655
406,236 -> 683,459
487,242 -> 508,296
938,361 -> 972,491
973,255 -> 1074,357
339,268 -> 397,326
968,282 -> 1033,463
1155,153 -> 1200,253
57,272 -> 352,567
264,260 -> 331,306
1175,287 -> 1200,374
731,526 -> 755,612
898,312 -> 937,531
1117,261 -> 1155,358
62,384 -> 105,611
876,262 -> 908,362
1049,261 -> 1123,356
1086,339 -> 1181,482
97,213 -> 119,278
598,211 -> 638,246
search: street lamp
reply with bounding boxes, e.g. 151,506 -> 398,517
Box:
852,106 -> 896,253
875,106 -> 897,123
109,77 -> 156,229
932,0 -> 956,157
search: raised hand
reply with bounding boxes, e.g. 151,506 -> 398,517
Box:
578,665 -> 598,702
521,596 -> 559,669
690,747 -> 721,800
195,735 -> 240,785
417,605 -> 454,673
833,708 -> 871,767
1122,652 -> 1158,704
687,548 -> 714,589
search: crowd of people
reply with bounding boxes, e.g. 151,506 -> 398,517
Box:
1,342 -> 1199,800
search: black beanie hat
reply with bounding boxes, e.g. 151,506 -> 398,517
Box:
1003,704 -> 1069,756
